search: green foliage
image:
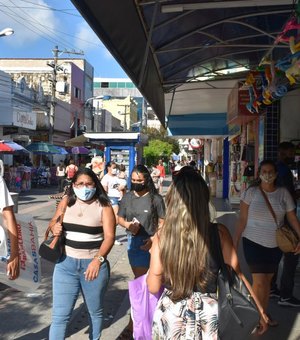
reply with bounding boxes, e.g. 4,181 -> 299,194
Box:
143,139 -> 173,166
142,126 -> 179,155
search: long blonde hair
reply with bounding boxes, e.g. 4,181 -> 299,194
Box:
159,167 -> 213,301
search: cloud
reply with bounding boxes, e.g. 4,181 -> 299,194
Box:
0,0 -> 60,48
75,22 -> 114,60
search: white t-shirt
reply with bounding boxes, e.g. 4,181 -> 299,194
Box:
101,174 -> 123,198
241,186 -> 295,248
0,177 -> 14,213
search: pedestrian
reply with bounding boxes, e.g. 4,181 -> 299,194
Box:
234,160 -> 300,326
56,160 -> 66,192
150,164 -> 160,191
91,156 -> 105,180
117,164 -> 165,339
156,159 -> 165,194
0,176 -> 19,280
65,159 -> 78,180
101,161 -> 126,245
49,168 -> 116,340
271,142 -> 300,307
147,166 -> 268,338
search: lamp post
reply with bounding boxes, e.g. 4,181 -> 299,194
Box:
0,28 -> 14,37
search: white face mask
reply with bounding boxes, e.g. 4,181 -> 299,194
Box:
260,173 -> 276,184
111,168 -> 117,175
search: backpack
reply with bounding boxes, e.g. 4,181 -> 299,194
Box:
67,165 -> 77,179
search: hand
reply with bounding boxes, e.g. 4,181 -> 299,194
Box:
7,254 -> 19,280
51,222 -> 63,236
140,238 -> 152,251
294,241 -> 300,255
127,220 -> 140,235
84,259 -> 101,281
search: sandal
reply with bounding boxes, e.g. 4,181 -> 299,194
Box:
267,313 -> 279,327
116,327 -> 133,340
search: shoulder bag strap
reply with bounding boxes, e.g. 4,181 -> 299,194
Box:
258,186 -> 278,227
214,223 -> 231,291
44,196 -> 68,240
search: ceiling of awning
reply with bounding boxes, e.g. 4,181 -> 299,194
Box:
71,0 -> 297,132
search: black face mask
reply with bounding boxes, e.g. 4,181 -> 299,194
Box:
131,182 -> 146,192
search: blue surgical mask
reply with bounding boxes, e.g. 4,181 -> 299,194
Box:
73,186 -> 96,201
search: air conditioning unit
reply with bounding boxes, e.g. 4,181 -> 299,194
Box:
56,81 -> 67,94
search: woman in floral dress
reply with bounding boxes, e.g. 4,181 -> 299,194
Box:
147,166 -> 268,339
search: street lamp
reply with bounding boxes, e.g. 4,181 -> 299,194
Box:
0,28 -> 14,37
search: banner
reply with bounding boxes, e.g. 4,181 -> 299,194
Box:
0,214 -> 41,293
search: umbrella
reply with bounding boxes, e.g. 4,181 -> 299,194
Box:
0,140 -> 29,154
55,146 -> 69,155
71,146 -> 89,154
89,148 -> 104,157
26,142 -> 62,154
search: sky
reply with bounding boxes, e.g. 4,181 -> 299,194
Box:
0,0 -> 128,78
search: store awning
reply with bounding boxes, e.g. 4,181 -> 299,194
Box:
64,134 -> 89,147
71,0 -> 295,134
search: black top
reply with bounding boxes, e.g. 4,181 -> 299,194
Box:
118,191 -> 165,236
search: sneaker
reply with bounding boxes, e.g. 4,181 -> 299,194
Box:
278,297 -> 300,307
114,240 -> 123,246
269,287 -> 280,298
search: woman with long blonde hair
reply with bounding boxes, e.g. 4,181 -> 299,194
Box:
147,166 -> 268,339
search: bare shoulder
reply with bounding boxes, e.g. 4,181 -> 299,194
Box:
217,223 -> 233,244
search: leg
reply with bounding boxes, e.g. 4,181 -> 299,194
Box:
80,260 -> 110,340
252,273 -> 274,312
279,252 -> 298,298
49,256 -> 81,340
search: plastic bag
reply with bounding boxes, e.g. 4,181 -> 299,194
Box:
128,274 -> 163,340
0,214 -> 41,293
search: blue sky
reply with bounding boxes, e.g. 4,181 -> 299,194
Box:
0,0 -> 128,78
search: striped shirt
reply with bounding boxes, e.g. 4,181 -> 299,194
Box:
241,186 -> 295,248
63,199 -> 104,259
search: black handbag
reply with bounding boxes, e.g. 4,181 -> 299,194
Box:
214,225 -> 260,340
39,198 -> 67,263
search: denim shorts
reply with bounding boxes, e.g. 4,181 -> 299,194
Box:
127,233 -> 150,268
109,196 -> 120,206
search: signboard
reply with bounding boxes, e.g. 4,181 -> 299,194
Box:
13,111 -> 37,130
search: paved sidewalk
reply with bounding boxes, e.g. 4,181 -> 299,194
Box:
1,180 -> 300,339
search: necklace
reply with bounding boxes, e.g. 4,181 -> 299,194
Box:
77,202 -> 89,217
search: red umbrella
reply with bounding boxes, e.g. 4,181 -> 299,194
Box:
0,142 -> 14,152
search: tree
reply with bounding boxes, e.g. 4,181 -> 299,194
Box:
143,139 -> 173,166
142,126 -> 179,155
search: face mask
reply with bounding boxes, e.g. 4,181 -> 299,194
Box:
73,186 -> 96,201
111,168 -> 117,175
260,174 -> 276,184
131,182 -> 146,192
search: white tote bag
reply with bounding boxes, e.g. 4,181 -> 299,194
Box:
0,214 -> 41,293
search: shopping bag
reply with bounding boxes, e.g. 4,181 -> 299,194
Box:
128,274 -> 163,340
0,214 -> 41,293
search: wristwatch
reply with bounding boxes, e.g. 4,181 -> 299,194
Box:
94,255 -> 105,263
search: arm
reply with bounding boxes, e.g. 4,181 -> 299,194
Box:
49,196 -> 68,236
2,206 -> 19,280
219,224 -> 268,335
146,233 -> 163,294
84,205 -> 116,281
118,215 -> 140,235
286,210 -> 300,254
233,201 -> 249,249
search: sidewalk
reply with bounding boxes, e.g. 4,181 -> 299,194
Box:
0,180 -> 300,339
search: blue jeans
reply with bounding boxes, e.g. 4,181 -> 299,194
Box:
49,255 -> 110,340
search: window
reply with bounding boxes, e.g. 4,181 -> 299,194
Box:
101,82 -> 109,88
74,87 -> 81,99
94,82 -> 101,88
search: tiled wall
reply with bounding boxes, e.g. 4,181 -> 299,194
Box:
264,101 -> 280,161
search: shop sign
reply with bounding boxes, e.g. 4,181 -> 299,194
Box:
227,82 -> 259,124
13,111 -> 37,130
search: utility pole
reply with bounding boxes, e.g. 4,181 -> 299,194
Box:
48,46 -> 84,144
